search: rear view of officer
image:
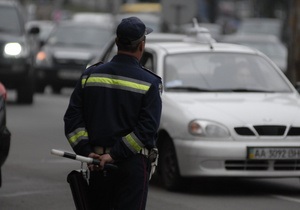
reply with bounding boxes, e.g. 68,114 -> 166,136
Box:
64,16 -> 162,210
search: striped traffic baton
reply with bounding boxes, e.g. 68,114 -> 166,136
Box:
51,149 -> 118,170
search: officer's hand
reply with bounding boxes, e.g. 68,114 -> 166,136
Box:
99,154 -> 114,169
88,152 -> 101,171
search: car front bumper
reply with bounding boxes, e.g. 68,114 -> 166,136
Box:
174,138 -> 300,178
36,66 -> 83,88
0,58 -> 31,89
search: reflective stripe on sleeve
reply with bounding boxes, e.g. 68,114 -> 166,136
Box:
122,132 -> 145,154
81,75 -> 89,88
82,73 -> 151,94
67,127 -> 88,147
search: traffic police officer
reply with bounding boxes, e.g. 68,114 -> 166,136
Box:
64,16 -> 162,210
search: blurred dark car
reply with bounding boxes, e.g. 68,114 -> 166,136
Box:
221,34 -> 287,73
0,1 -> 39,104
34,21 -> 113,93
26,20 -> 56,48
0,82 -> 11,187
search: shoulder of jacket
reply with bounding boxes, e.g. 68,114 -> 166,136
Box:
84,61 -> 104,75
141,66 -> 161,81
90,61 -> 104,67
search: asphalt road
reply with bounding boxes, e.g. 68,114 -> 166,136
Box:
1,90 -> 300,210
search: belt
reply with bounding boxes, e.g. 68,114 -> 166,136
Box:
140,148 -> 149,156
94,146 -> 149,156
94,146 -> 111,155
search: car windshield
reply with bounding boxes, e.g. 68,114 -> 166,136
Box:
38,23 -> 55,41
48,24 -> 111,48
0,6 -> 22,34
164,53 -> 292,93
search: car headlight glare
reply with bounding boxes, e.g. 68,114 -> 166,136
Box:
35,51 -> 52,67
4,42 -> 22,57
188,120 -> 230,138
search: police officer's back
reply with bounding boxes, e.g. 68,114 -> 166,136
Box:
64,16 -> 162,210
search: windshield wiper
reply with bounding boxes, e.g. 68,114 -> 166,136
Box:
166,86 -> 274,93
166,86 -> 211,92
230,88 -> 274,93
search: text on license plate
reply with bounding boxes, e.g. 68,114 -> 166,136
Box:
247,147 -> 300,160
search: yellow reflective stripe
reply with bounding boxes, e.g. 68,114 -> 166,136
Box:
69,130 -> 88,143
123,133 -> 143,153
67,128 -> 88,147
88,77 -> 150,91
81,74 -> 151,93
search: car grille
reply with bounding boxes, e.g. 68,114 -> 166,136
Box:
225,160 -> 268,170
234,125 -> 300,136
274,160 -> 300,170
225,160 -> 300,171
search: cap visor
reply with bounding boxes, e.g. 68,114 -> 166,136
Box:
145,27 -> 153,35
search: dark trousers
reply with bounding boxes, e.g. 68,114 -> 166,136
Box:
88,154 -> 150,210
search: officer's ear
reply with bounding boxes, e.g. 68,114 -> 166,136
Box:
138,40 -> 145,52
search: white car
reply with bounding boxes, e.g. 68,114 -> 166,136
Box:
95,28 -> 300,191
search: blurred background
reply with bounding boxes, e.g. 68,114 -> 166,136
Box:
16,0 -> 300,84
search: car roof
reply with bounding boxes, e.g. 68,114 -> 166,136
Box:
72,12 -> 114,24
146,39 -> 261,55
146,32 -> 185,42
56,20 -> 113,29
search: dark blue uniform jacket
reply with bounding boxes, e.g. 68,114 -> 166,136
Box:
64,54 -> 162,161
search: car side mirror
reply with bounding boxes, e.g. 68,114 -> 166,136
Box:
28,26 -> 40,35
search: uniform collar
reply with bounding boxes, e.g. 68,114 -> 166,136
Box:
112,54 -> 140,66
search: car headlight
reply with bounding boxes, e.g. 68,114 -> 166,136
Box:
188,120 -> 230,138
3,42 -> 24,58
35,51 -> 52,67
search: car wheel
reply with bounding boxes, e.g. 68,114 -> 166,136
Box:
159,136 -> 183,191
17,76 -> 34,104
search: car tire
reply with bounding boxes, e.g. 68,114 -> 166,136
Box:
158,136 -> 183,191
17,76 -> 34,104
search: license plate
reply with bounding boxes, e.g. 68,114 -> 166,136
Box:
247,147 -> 300,160
58,70 -> 82,80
